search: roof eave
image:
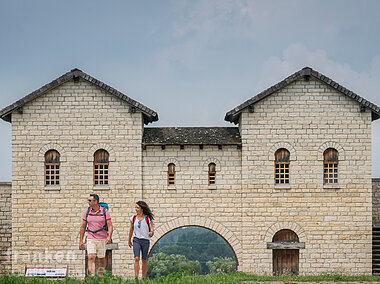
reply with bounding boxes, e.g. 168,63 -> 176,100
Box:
142,142 -> 242,146
0,68 -> 159,124
224,67 -> 380,124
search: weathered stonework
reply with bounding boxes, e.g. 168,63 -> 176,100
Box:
373,179 -> 380,227
239,78 -> 373,274
0,68 -> 378,277
9,80 -> 144,278
143,144 -> 243,267
0,182 -> 11,272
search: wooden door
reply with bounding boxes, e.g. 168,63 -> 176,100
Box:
273,249 -> 299,275
272,229 -> 299,275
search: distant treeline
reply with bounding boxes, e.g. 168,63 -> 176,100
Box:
149,226 -> 236,275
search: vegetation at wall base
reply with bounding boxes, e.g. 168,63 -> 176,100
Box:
2,272 -> 380,283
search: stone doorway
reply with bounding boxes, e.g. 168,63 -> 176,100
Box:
268,229 -> 303,276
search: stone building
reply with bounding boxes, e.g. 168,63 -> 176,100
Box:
0,67 -> 379,277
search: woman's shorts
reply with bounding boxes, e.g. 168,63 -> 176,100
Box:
133,237 -> 150,260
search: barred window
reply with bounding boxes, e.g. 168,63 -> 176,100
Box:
168,163 -> 175,185
275,149 -> 290,185
94,149 -> 109,185
208,163 -> 216,185
323,148 -> 338,184
45,150 -> 60,186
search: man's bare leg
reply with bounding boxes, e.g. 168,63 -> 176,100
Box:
88,254 -> 96,276
98,257 -> 106,276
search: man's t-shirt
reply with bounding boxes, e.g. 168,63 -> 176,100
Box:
82,206 -> 111,240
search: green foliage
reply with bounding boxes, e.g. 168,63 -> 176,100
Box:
147,252 -> 202,279
150,227 -> 236,274
2,272 -> 380,283
206,257 -> 236,274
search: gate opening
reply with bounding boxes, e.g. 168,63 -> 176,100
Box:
148,226 -> 237,278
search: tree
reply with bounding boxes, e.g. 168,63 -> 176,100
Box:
147,253 -> 202,278
206,257 -> 237,274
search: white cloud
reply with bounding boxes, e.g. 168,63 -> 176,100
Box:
256,43 -> 380,106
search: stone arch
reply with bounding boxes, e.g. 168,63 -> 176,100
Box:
150,216 -> 242,266
317,141 -> 345,161
39,143 -> 67,162
263,222 -> 307,244
268,142 -> 297,161
203,158 -> 222,172
162,158 -> 181,184
163,158 -> 181,172
87,144 -> 116,162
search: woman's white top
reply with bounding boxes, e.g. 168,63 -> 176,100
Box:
130,215 -> 152,240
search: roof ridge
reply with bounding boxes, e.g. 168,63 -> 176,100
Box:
0,69 -> 158,124
225,66 -> 380,123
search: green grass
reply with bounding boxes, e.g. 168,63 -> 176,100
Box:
2,272 -> 380,284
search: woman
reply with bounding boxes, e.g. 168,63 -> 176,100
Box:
128,201 -> 154,280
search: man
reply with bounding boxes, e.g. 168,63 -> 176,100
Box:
79,194 -> 113,276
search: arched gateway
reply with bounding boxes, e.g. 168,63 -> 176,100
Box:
149,216 -> 242,267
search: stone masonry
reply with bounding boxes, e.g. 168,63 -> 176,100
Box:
238,78 -> 373,274
7,80 -> 144,278
0,182 -> 11,272
143,144 -> 243,264
373,179 -> 380,227
0,67 -> 379,277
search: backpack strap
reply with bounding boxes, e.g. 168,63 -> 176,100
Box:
132,215 -> 137,224
102,206 -> 107,227
85,207 -> 91,222
145,216 -> 150,232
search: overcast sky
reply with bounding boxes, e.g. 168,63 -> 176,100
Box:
0,0 -> 380,181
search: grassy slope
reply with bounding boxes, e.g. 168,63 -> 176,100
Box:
2,272 -> 380,283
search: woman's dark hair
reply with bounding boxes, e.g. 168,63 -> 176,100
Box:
136,201 -> 154,220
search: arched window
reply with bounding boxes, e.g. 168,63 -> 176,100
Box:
208,163 -> 216,185
168,163 -> 175,185
94,149 -> 109,185
45,150 -> 60,186
275,149 -> 290,184
323,148 -> 338,184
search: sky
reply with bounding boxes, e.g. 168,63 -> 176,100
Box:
0,0 -> 380,180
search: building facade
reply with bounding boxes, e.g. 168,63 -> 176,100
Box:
0,67 -> 379,277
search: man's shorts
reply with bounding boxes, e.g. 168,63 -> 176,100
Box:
133,237 -> 150,260
87,239 -> 106,258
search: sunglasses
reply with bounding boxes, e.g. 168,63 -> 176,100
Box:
138,220 -> 141,228
88,199 -> 93,202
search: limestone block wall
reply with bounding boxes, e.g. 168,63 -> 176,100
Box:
239,77 -> 373,275
373,178 -> 380,227
0,182 -> 12,272
142,145 -> 243,266
10,79 -> 144,278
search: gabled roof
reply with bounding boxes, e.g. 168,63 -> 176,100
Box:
0,68 -> 158,124
143,127 -> 241,146
225,67 -> 380,124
